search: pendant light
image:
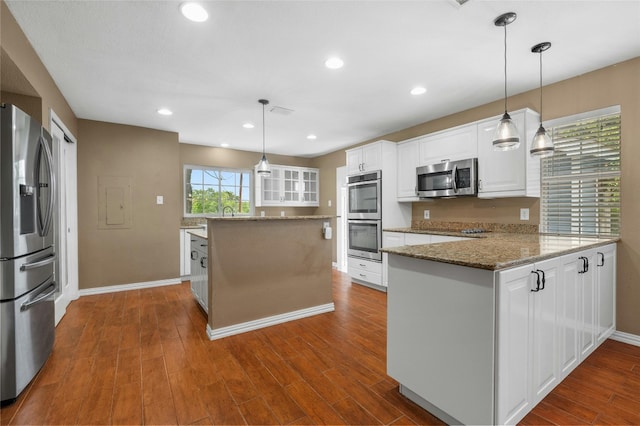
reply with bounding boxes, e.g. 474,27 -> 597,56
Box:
493,12 -> 520,151
256,99 -> 271,176
529,42 -> 554,157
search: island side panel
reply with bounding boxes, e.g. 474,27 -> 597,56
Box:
207,219 -> 333,330
387,254 -> 495,425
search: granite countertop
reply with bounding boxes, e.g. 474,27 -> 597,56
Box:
384,227 -> 485,239
381,231 -> 619,271
207,215 -> 334,222
186,228 -> 207,239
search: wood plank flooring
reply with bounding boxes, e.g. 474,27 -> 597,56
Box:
1,269 -> 639,425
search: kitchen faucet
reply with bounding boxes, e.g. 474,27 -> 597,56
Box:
222,206 -> 234,217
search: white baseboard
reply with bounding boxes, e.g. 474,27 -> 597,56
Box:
78,277 -> 182,296
610,330 -> 640,347
207,302 -> 335,340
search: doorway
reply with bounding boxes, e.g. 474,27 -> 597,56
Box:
50,111 -> 79,325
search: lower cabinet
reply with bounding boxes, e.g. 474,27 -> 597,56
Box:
348,257 -> 382,287
179,229 -> 191,277
189,234 -> 208,314
496,243 -> 616,425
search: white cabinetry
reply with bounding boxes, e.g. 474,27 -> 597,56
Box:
477,109 -> 541,198
396,140 -> 420,201
189,234 -> 208,314
348,257 -> 382,286
346,142 -> 383,175
179,229 -> 192,277
255,165 -> 319,207
496,243 -> 617,425
595,244 -> 616,343
496,257 -> 560,425
418,123 -> 477,166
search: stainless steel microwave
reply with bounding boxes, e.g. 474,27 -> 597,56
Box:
416,158 -> 478,198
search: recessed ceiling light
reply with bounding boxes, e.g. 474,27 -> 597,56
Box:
180,2 -> 208,22
410,86 -> 427,96
157,108 -> 173,116
242,122 -> 255,129
325,57 -> 344,70
220,143 -> 230,148
307,134 -> 317,140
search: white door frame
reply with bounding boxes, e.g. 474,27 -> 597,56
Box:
50,110 -> 79,325
335,166 -> 348,273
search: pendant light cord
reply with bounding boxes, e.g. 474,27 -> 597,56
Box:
503,23 -> 508,114
262,102 -> 266,155
539,50 -> 544,125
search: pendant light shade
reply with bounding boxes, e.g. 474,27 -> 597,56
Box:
493,12 -> 520,151
529,42 -> 554,157
256,99 -> 271,176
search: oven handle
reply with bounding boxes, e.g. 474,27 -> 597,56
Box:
21,281 -> 56,312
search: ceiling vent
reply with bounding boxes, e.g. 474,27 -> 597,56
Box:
270,106 -> 294,116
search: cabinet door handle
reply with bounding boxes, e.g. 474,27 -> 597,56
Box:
597,252 -> 605,267
578,256 -> 589,274
191,250 -> 198,260
200,257 -> 207,268
536,269 -> 546,290
530,270 -> 541,292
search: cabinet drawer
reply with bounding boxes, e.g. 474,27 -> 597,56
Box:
383,232 -> 405,248
349,267 -> 382,286
348,257 -> 382,274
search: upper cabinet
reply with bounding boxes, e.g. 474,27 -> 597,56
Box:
255,165 -> 319,207
477,108 -> 541,198
419,123 -> 478,165
395,108 -> 541,201
396,139 -> 420,202
346,143 -> 383,175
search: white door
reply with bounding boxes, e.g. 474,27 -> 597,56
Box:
51,112 -> 79,325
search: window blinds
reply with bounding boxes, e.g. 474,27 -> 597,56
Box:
540,110 -> 621,237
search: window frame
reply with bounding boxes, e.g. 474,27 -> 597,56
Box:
540,106 -> 621,237
183,164 -> 254,217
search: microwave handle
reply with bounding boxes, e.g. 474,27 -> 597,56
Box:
452,165 -> 458,193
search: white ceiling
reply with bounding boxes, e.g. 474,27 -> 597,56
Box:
5,0 -> 640,158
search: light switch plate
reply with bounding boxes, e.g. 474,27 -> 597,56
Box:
423,210 -> 430,220
328,200 -> 332,207
156,195 -> 164,205
520,208 -> 529,221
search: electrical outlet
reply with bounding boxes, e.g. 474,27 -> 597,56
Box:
520,208 -> 530,221
328,200 -> 332,207
280,211 -> 285,217
156,195 -> 163,205
423,210 -> 430,220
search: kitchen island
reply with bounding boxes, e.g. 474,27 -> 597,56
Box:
383,232 -> 618,425
205,215 -> 334,340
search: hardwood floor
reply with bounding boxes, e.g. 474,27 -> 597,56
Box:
1,269 -> 639,425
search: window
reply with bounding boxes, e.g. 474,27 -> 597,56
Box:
540,107 -> 620,237
184,166 -> 252,216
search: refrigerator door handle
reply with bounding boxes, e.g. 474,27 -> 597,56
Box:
20,253 -> 56,271
35,135 -> 56,238
20,281 -> 56,312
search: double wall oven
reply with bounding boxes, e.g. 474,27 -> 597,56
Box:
347,170 -> 382,262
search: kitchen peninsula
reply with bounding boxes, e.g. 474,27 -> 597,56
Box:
383,231 -> 618,425
204,215 -> 334,340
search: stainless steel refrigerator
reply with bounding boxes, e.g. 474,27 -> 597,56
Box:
1,104 -> 56,405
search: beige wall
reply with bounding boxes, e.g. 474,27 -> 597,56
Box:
0,1 -> 77,135
77,120 -> 181,289
312,57 -> 640,335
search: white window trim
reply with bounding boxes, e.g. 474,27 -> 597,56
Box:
183,164 -> 254,217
